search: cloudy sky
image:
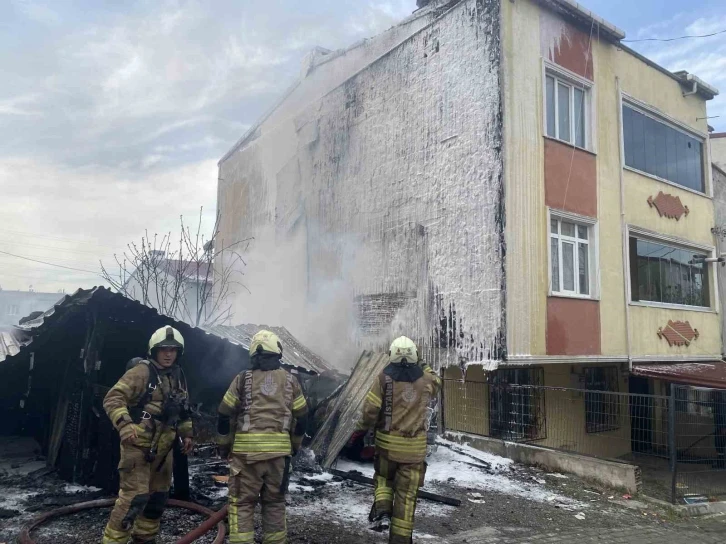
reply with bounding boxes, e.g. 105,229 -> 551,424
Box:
0,0 -> 724,294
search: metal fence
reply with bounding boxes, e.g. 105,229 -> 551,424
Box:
442,380 -> 726,503
672,385 -> 726,503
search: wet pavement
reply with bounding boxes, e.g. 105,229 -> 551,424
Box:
1,439 -> 725,543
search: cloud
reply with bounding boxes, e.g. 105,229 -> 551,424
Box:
12,0 -> 61,26
346,1 -> 416,35
0,93 -> 41,116
0,156 -> 218,292
632,13 -> 726,131
0,1 -> 419,167
0,0 -> 419,294
632,13 -> 688,40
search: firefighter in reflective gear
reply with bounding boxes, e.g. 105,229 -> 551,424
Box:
102,326 -> 194,544
354,336 -> 441,544
217,330 -> 308,544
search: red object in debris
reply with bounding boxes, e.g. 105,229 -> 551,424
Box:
622,494 -> 632,500
361,446 -> 376,461
347,430 -> 367,447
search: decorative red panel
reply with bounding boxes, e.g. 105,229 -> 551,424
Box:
647,192 -> 689,221
657,321 -> 699,347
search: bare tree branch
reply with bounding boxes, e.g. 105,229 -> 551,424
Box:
100,207 -> 249,327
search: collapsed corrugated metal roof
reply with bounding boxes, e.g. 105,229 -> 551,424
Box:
0,286 -> 332,375
0,328 -> 22,361
0,286 -> 337,490
204,324 -> 331,375
309,351 -> 389,468
632,362 -> 726,390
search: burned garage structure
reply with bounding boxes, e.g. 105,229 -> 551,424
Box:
0,287 -> 332,493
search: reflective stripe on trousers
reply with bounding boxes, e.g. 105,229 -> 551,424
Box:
102,438 -> 174,544
228,456 -> 287,544
370,455 -> 425,544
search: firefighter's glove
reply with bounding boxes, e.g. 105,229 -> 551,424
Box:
119,424 -> 138,446
181,438 -> 194,455
347,430 -> 367,447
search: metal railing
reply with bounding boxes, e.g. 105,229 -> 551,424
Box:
442,381 -> 726,503
671,385 -> 726,503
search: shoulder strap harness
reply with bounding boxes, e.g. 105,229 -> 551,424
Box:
128,361 -> 162,423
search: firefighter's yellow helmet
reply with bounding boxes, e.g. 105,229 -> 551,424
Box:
250,329 -> 283,357
148,326 -> 185,356
389,336 -> 419,364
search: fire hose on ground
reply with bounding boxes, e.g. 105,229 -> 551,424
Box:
17,499 -> 228,544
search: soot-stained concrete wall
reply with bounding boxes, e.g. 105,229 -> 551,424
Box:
219,0 -> 504,368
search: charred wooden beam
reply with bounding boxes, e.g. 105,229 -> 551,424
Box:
329,468 -> 461,506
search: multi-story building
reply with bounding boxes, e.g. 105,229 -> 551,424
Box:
0,289 -> 63,327
712,156 -> 726,351
712,132 -> 726,172
122,253 -> 215,326
217,0 -> 721,463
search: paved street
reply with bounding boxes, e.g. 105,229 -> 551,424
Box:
448,519 -> 726,543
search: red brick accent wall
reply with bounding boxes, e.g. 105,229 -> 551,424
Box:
547,297 -> 601,355
544,139 -> 597,218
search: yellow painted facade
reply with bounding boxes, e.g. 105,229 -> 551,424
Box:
443,366 -> 490,437
444,364 -> 632,459
596,33 -> 719,359
503,0 -> 721,361
445,0 -> 723,463
539,365 -> 632,459
502,0 -> 548,358
629,306 -> 720,357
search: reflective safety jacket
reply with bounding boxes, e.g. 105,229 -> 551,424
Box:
217,367 -> 308,462
104,360 -> 193,447
357,362 -> 441,464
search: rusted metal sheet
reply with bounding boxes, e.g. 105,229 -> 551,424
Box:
633,362 -> 726,389
309,351 -> 389,468
0,328 -> 23,360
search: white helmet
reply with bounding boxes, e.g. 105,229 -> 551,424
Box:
389,336 -> 418,364
148,326 -> 185,356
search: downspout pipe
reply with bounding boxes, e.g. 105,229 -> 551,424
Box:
718,235 -> 726,360
617,78 -> 633,372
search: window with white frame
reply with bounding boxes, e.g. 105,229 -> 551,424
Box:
628,235 -> 710,308
545,70 -> 589,149
550,215 -> 595,297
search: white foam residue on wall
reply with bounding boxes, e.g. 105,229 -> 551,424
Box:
219,0 -> 505,369
539,5 -> 570,62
